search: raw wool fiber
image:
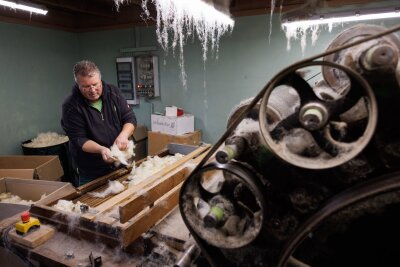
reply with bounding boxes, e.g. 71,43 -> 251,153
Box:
23,132 -> 69,148
128,153 -> 184,186
234,118 -> 260,136
113,0 -> 126,10
88,180 -> 125,199
0,192 -> 33,205
110,140 -> 135,166
0,192 -> 46,205
140,0 -> 234,88
52,199 -> 86,214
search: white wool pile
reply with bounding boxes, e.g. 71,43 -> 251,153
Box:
0,192 -> 11,200
52,199 -> 86,214
23,132 -> 69,148
0,192 -> 46,206
0,192 -> 34,205
88,180 -> 125,198
110,140 -> 135,166
128,153 -> 184,186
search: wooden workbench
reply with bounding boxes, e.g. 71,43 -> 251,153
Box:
0,144 -> 210,266
29,144 -> 210,248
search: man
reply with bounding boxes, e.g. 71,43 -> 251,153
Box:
61,60 -> 137,185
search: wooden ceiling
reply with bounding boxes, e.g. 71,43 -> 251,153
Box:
0,0 -> 389,32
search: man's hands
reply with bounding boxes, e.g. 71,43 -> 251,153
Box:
82,140 -> 115,163
115,123 -> 135,150
82,122 -> 135,164
115,133 -> 130,151
100,146 -> 115,163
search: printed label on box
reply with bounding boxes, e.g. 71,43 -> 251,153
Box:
151,114 -> 194,135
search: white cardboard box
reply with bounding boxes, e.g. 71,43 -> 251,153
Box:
151,114 -> 194,135
165,106 -> 178,117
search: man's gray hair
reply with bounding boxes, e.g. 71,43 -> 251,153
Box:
73,60 -> 101,80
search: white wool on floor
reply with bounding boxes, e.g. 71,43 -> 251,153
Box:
52,199 -> 86,214
23,132 -> 69,148
110,140 -> 135,166
88,180 -> 125,198
128,153 -> 184,186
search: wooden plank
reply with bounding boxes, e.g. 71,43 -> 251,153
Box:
191,146 -> 211,164
119,168 -> 188,223
35,183 -> 77,206
76,149 -> 167,196
96,215 -> 118,226
9,224 -> 55,248
121,182 -> 182,247
80,166 -> 181,221
83,145 -> 210,221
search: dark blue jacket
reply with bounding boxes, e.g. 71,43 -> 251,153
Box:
61,81 -> 137,178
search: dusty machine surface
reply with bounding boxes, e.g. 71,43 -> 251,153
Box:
28,144 -> 210,248
179,24 -> 400,266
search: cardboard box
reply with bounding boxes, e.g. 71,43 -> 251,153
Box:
0,177 -> 69,204
165,106 -> 184,117
165,106 -> 178,117
148,130 -> 202,155
151,114 -> 194,135
0,156 -> 64,181
133,124 -> 148,161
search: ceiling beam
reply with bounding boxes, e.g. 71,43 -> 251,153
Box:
231,0 -> 391,17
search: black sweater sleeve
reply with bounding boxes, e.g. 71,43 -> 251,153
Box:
61,100 -> 89,149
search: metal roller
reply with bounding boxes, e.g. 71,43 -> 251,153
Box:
179,161 -> 265,249
323,24 -> 400,90
259,61 -> 378,169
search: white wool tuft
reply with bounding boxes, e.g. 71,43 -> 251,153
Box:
23,132 -> 69,148
0,192 -> 34,205
233,118 -> 260,136
113,0 -> 126,10
110,140 -> 135,166
0,192 -> 46,206
128,153 -> 184,186
52,199 -> 86,214
89,180 -> 125,198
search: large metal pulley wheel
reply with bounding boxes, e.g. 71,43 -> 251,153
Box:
179,161 -> 265,249
259,60 -> 378,169
322,24 -> 400,91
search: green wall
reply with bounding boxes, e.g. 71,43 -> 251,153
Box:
0,12 -> 399,155
0,22 -> 78,154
